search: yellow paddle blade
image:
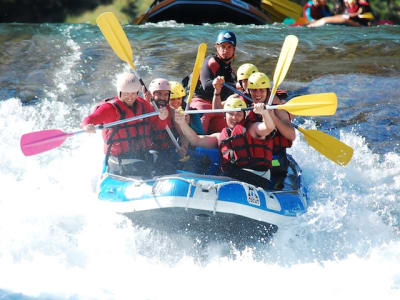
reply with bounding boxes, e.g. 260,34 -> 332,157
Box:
260,1 -> 287,22
359,12 -> 375,20
96,12 -> 135,70
296,127 -> 354,166
186,43 -> 207,108
268,35 -> 298,105
278,93 -> 337,116
267,0 -> 302,19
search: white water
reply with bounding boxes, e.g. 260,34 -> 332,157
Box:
1,95 -> 400,299
1,29 -> 400,300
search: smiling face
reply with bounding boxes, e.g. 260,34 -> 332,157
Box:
249,88 -> 267,104
152,90 -> 170,108
215,42 -> 235,61
120,91 -> 138,106
225,111 -> 244,129
169,97 -> 182,109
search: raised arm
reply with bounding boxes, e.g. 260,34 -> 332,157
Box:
174,109 -> 219,149
248,103 -> 275,139
212,76 -> 225,109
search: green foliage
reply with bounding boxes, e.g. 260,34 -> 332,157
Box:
0,0 -> 113,22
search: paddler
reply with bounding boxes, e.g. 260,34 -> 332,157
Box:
146,78 -> 188,175
188,30 -> 237,134
303,0 -> 333,22
175,94 -> 276,190
245,72 -> 296,190
81,72 -> 168,177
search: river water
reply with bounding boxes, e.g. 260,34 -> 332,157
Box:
1,21 -> 400,299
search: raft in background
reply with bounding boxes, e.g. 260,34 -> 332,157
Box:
97,148 -> 308,239
134,0 -> 303,25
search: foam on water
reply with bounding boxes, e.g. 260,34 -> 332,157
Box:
1,94 -> 400,299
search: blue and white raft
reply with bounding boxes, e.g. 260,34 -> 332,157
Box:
97,148 -> 308,232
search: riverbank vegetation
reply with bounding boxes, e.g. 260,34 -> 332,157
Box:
1,0 -> 398,24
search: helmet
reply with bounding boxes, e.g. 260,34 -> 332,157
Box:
237,63 -> 259,81
149,78 -> 170,94
247,72 -> 271,89
169,81 -> 186,99
216,30 -> 236,46
224,94 -> 246,110
116,72 -> 140,94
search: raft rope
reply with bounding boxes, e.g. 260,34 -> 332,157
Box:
106,173 -> 297,215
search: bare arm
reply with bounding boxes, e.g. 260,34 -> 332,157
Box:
271,109 -> 296,141
248,103 -> 275,139
211,76 -> 224,109
174,109 -> 219,149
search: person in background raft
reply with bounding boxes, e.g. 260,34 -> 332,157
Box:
147,78 -> 187,175
81,72 -> 168,178
308,0 -> 373,27
175,94 -> 275,190
245,72 -> 295,190
189,30 -> 237,134
303,0 -> 333,22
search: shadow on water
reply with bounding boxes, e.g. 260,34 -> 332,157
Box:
124,209 -> 277,264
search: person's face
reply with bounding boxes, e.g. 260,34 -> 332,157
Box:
215,42 -> 235,61
240,79 -> 249,91
317,0 -> 327,5
152,90 -> 170,108
344,0 -> 355,7
169,97 -> 182,109
249,88 -> 267,104
225,111 -> 244,129
120,91 -> 138,106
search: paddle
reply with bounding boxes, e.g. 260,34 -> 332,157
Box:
222,83 -> 336,116
186,43 -> 207,111
96,12 -> 147,89
20,112 -> 160,156
359,12 -> 375,20
184,93 -> 336,116
262,0 -> 302,20
96,12 -> 182,150
267,35 -> 298,106
292,124 -> 354,166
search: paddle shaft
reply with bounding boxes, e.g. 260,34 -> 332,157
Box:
223,83 -> 252,103
184,105 -> 292,115
97,12 -> 181,150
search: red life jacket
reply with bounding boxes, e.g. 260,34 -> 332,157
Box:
219,124 -> 273,172
245,110 -> 292,154
303,1 -> 324,20
150,106 -> 177,151
94,97 -> 153,163
345,1 -> 359,13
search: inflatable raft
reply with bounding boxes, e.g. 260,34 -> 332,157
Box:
97,147 -> 308,234
134,0 -> 272,25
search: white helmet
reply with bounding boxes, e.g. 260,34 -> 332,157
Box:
116,72 -> 140,95
149,78 -> 170,95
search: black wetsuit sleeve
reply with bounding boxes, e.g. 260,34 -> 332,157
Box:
199,56 -> 216,101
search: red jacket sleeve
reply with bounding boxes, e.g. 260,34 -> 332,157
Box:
81,103 -> 118,127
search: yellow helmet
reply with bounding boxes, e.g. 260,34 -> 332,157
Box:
247,72 -> 271,89
169,81 -> 186,99
237,63 -> 258,81
223,94 -> 247,110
